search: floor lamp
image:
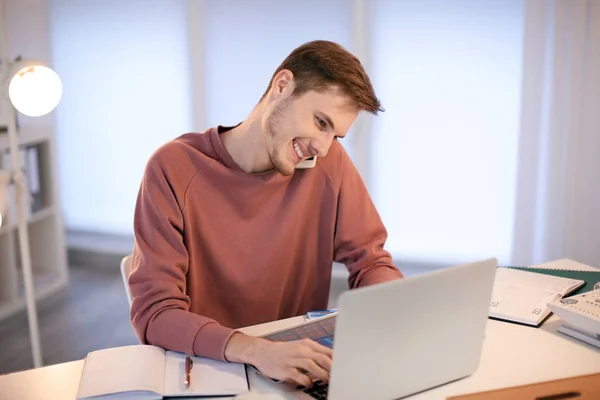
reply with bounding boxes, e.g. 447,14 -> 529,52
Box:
0,0 -> 63,368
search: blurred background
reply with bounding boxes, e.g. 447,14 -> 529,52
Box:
0,0 -> 598,374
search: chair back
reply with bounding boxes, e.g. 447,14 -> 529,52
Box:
120,254 -> 133,306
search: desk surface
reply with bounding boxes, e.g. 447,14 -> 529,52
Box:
1,314 -> 599,400
3,260 -> 600,399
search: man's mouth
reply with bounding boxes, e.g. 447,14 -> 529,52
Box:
293,139 -> 305,160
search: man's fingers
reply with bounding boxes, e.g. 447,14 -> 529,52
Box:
292,347 -> 332,372
288,369 -> 313,388
254,340 -> 333,386
295,358 -> 329,382
312,353 -> 333,372
291,340 -> 333,373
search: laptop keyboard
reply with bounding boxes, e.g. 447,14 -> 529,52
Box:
302,380 -> 329,399
315,335 -> 334,348
262,316 -> 336,347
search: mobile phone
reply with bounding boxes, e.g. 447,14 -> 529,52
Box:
296,156 -> 317,169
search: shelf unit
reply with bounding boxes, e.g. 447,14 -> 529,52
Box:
0,125 -> 68,322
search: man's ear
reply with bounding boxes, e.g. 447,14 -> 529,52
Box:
271,69 -> 295,98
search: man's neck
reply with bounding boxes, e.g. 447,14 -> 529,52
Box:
220,106 -> 274,174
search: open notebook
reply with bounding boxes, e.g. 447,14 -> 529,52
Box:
76,345 -> 248,400
489,266 -> 585,326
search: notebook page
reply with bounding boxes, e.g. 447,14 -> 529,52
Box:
488,268 -> 584,325
163,351 -> 248,397
496,268 -> 583,295
528,258 -> 599,272
489,281 -> 560,325
77,345 -> 165,400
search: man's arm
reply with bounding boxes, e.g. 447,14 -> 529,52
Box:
333,147 -> 404,288
225,333 -> 332,387
128,146 -> 236,361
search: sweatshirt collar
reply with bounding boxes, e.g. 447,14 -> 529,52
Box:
209,125 -> 289,180
209,125 -> 242,171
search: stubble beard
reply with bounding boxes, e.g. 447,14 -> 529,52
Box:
266,100 -> 295,176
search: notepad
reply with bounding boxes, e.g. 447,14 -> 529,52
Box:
506,258 -> 600,295
489,267 -> 585,326
76,345 -> 249,400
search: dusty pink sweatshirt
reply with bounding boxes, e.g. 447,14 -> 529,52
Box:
128,126 -> 403,362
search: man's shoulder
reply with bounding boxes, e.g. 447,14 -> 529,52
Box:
315,139 -> 353,190
141,130 -> 219,195
148,130 -> 215,170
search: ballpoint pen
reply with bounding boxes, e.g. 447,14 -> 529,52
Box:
184,356 -> 193,388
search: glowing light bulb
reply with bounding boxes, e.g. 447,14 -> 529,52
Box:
8,65 -> 63,117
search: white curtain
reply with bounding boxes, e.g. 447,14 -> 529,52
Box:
512,0 -> 600,267
369,0 -> 600,270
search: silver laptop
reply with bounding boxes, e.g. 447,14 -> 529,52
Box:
249,258 -> 497,400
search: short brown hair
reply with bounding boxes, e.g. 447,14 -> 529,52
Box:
260,40 -> 383,114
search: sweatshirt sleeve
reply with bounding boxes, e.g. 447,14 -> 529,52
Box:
128,145 -> 236,361
333,145 -> 404,288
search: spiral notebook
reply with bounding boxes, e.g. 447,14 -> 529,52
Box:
505,259 -> 600,296
489,259 -> 600,327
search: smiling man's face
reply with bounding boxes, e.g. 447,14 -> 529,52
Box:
264,87 -> 359,176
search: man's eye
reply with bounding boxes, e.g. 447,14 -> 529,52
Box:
315,116 -> 326,129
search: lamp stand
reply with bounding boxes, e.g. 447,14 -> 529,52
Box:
0,0 -> 43,369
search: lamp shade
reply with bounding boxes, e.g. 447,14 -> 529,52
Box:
8,64 -> 62,117
0,170 -> 10,228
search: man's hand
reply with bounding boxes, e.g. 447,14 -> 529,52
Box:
224,332 -> 333,387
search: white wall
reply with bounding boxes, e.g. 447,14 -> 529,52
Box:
48,0 -> 193,235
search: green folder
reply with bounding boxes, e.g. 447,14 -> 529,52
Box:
504,266 -> 600,296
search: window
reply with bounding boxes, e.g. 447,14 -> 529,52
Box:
202,0 -> 354,157
370,0 -> 525,264
49,0 -> 193,234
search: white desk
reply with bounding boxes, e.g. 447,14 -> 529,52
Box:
1,313 -> 599,400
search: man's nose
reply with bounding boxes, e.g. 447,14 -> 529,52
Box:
311,135 -> 334,158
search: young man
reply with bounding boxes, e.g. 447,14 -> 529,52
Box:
128,40 -> 403,387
